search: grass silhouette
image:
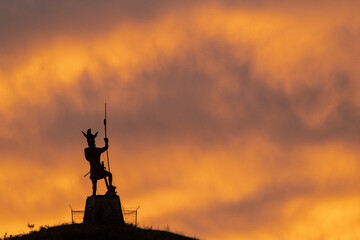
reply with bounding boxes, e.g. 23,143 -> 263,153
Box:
3,223 -> 198,240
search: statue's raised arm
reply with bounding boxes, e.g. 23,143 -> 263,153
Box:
101,137 -> 109,153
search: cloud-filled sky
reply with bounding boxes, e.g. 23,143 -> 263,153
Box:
1,1 -> 360,239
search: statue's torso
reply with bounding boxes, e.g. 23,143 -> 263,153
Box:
84,147 -> 105,179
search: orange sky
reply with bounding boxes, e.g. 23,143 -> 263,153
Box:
1,1 -> 360,239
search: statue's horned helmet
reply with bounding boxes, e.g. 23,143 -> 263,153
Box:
82,128 -> 98,143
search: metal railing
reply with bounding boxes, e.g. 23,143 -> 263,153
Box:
69,205 -> 140,226
123,206 -> 140,226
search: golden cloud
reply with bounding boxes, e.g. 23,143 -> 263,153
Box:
1,2 -> 360,240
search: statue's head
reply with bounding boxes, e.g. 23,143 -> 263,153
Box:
82,128 -> 98,147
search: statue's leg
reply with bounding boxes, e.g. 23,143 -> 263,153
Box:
104,171 -> 116,195
104,171 -> 113,186
92,179 -> 97,196
108,172 -> 113,186
104,177 -> 109,189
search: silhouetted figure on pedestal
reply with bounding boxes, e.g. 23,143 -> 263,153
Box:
82,129 -> 116,196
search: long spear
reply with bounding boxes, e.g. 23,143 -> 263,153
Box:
104,103 -> 111,172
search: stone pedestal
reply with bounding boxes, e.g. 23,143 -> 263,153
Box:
83,195 -> 125,225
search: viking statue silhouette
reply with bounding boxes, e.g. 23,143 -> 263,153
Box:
82,127 -> 116,196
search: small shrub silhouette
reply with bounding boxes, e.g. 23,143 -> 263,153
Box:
26,223 -> 34,231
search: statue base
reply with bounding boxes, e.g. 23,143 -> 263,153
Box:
83,195 -> 125,225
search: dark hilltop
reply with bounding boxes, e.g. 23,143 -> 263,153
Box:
4,223 -> 198,240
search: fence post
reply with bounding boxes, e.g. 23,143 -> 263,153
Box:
69,205 -> 74,224
135,206 -> 140,227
